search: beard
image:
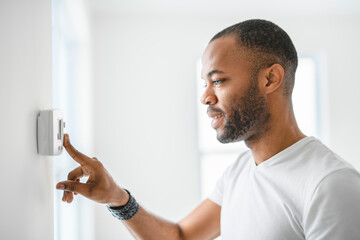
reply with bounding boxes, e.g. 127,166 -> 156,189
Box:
215,80 -> 270,143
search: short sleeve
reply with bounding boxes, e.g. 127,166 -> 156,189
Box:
207,170 -> 226,206
304,168 -> 360,240
207,159 -> 237,206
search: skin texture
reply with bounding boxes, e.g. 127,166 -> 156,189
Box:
201,36 -> 305,165
56,35 -> 305,239
205,65 -> 269,144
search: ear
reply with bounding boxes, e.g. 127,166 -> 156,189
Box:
258,64 -> 285,95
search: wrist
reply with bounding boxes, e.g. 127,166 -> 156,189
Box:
107,189 -> 140,221
108,187 -> 130,207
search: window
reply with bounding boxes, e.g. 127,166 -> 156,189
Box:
52,1 -> 93,240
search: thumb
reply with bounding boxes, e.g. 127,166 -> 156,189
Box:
56,181 -> 89,196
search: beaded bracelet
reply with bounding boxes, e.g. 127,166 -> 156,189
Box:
106,189 -> 140,221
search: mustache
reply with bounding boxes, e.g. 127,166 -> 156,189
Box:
207,106 -> 225,115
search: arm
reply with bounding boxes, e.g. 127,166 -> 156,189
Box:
56,134 -> 220,240
122,199 -> 220,240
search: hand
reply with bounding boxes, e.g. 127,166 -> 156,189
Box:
56,134 -> 129,207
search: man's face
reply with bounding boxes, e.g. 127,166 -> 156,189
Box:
201,36 -> 269,143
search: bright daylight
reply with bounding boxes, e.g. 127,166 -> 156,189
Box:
1,0 -> 360,239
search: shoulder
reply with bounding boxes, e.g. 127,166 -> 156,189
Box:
288,137 -> 356,189
297,139 -> 360,238
317,168 -> 360,192
297,137 -> 358,192
304,138 -> 353,169
304,138 -> 355,181
309,168 -> 360,203
304,168 -> 360,239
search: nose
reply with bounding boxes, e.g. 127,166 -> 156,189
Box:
201,87 -> 217,105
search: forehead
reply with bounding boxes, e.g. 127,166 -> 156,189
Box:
201,36 -> 251,79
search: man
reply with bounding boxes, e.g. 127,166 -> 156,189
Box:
56,19 -> 360,239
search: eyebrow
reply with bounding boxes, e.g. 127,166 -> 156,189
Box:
207,70 -> 225,78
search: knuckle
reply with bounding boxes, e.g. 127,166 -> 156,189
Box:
94,160 -> 103,169
67,172 -> 73,180
72,150 -> 79,160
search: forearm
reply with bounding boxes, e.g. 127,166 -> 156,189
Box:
57,137 -> 184,239
58,135 -> 219,240
122,206 -> 183,240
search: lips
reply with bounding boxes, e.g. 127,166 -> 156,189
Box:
207,111 -> 225,129
211,114 -> 224,128
207,110 -> 224,119
213,113 -> 223,119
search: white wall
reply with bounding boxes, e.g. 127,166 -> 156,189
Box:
281,16 -> 360,169
89,9 -> 360,240
91,14 -> 203,240
0,1 -> 53,239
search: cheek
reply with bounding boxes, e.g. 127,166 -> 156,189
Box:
217,91 -> 238,113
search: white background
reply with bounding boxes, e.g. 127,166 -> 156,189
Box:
1,0 -> 360,239
88,9 -> 360,240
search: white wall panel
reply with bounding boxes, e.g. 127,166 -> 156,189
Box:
0,1 -> 53,239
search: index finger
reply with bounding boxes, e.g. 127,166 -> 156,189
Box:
63,134 -> 92,166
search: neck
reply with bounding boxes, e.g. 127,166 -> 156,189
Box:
244,106 -> 306,165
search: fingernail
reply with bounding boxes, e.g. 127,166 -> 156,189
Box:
57,184 -> 65,190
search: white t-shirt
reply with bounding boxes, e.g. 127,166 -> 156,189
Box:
208,137 -> 360,240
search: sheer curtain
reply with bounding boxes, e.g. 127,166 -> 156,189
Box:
52,1 -> 94,240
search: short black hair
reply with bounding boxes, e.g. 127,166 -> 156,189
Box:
210,19 -> 298,96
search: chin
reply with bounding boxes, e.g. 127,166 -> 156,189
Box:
216,126 -> 251,144
216,133 -> 244,144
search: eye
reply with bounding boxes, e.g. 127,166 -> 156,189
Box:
213,79 -> 225,86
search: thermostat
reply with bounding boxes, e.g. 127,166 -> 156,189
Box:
37,109 -> 65,156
